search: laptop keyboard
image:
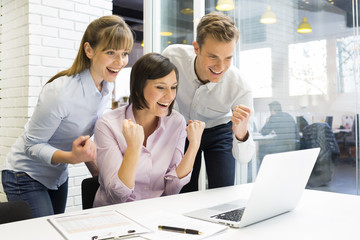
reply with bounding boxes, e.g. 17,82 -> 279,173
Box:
211,208 -> 245,222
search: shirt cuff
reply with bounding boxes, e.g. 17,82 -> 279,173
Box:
164,168 -> 192,195
232,133 -> 255,164
107,177 -> 135,203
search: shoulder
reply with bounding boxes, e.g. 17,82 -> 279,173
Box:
163,109 -> 186,128
220,66 -> 252,99
226,66 -> 251,89
40,74 -> 80,104
163,44 -> 194,59
96,105 -> 127,128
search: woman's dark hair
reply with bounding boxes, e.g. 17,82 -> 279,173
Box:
129,53 -> 179,116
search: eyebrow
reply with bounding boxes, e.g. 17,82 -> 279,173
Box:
154,81 -> 178,86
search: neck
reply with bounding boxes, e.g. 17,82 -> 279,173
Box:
194,57 -> 209,84
132,107 -> 158,139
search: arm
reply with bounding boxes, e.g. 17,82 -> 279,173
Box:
176,120 -> 205,178
117,119 -> 144,189
51,135 -> 97,164
164,119 -> 205,196
260,116 -> 273,136
231,91 -> 255,163
95,116 -> 143,203
24,83 -> 96,166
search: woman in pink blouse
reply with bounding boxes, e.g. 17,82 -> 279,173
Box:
93,53 -> 205,206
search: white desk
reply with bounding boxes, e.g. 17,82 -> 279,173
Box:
1,184 -> 360,239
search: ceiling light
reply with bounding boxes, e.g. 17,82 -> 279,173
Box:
216,0 -> 235,11
260,6 -> 277,24
180,8 -> 193,15
160,32 -> 173,36
297,17 -> 312,33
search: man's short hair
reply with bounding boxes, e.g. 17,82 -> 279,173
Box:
196,11 -> 239,48
269,101 -> 282,113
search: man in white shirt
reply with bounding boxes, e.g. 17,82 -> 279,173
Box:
163,11 -> 255,192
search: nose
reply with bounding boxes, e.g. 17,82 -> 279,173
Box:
115,54 -> 127,67
214,59 -> 224,71
165,88 -> 176,99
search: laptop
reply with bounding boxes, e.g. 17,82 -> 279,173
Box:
184,148 -> 320,228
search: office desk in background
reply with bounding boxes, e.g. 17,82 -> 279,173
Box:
235,132 -> 276,184
1,184 -> 359,240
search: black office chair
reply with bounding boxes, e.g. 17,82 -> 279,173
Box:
325,116 -> 333,128
81,176 -> 100,210
302,122 -> 340,187
343,114 -> 359,162
0,201 -> 32,224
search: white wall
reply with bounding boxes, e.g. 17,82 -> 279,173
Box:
0,0 -> 112,212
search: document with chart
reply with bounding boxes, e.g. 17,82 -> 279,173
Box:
48,210 -> 151,240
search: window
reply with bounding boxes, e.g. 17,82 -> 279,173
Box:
289,40 -> 327,96
240,48 -> 272,98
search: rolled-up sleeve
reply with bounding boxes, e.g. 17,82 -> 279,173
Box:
163,119 -> 191,195
94,116 -> 134,204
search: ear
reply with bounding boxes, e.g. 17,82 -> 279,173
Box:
84,42 -> 94,59
192,41 -> 200,55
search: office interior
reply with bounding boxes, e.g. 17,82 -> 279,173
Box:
114,0 -> 360,196
0,0 -> 359,213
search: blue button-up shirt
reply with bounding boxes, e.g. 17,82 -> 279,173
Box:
3,69 -> 113,189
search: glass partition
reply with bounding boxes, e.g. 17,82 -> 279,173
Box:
146,0 -> 360,195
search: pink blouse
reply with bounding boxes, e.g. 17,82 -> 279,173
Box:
93,104 -> 191,207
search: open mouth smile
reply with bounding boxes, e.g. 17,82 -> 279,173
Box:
157,102 -> 170,107
107,67 -> 120,73
209,68 -> 223,75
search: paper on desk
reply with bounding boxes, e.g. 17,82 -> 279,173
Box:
136,212 -> 228,240
48,210 -> 151,240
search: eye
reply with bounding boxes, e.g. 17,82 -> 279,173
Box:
171,86 -> 177,90
156,86 -> 164,90
122,52 -> 129,57
106,50 -> 115,55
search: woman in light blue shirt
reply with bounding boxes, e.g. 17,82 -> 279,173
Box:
1,15 -> 134,218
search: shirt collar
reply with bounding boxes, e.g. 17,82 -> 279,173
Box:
79,69 -> 113,97
191,56 -> 221,91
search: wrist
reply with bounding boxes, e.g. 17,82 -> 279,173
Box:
236,131 -> 249,142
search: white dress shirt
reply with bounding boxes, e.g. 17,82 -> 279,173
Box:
163,44 -> 255,163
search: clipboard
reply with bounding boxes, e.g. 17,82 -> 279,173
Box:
48,210 -> 151,240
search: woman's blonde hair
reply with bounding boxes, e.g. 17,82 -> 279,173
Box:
47,15 -> 134,83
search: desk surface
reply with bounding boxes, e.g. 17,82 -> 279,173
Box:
1,184 -> 360,240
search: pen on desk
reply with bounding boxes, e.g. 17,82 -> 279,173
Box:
92,230 -> 137,240
158,225 -> 202,235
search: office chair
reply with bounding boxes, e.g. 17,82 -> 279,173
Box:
325,116 -> 333,128
343,114 -> 359,162
81,176 -> 100,210
302,122 -> 340,187
0,201 -> 32,224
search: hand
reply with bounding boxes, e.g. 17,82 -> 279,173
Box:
186,120 -> 205,148
122,119 -> 144,150
71,135 -> 97,164
231,104 -> 251,141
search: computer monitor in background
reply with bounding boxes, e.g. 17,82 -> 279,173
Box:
296,116 -> 309,133
325,116 -> 333,128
